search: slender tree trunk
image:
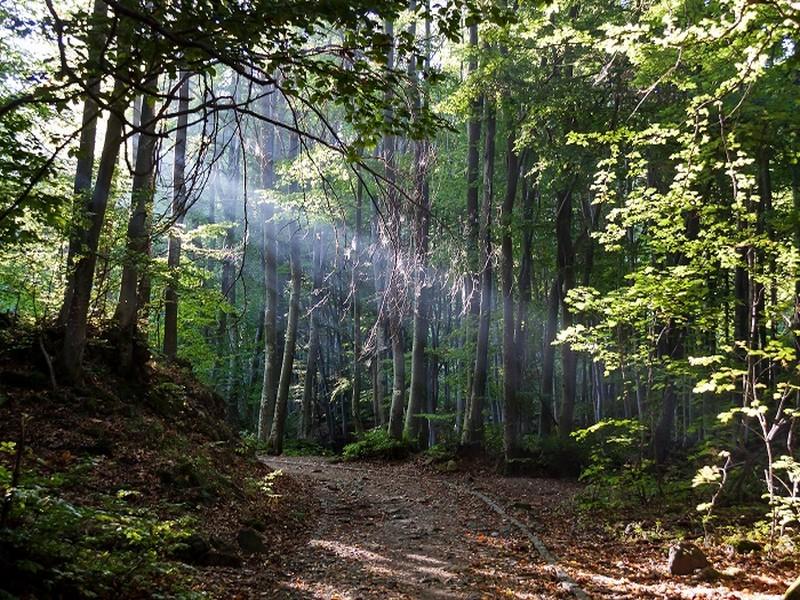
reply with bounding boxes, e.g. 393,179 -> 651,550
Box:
59,0 -> 108,325
462,101 -> 496,446
302,229 -> 324,438
556,187 -> 576,437
221,157 -> 240,426
388,320 -> 406,439
257,88 -> 279,442
371,211 -> 387,427
162,73 -> 190,359
351,183 -> 366,435
501,135 -> 521,461
463,23 -> 482,321
267,228 -> 302,455
60,79 -> 128,382
540,278 -> 559,435
383,18 -> 407,441
462,23 -> 483,433
405,7 -> 431,445
115,77 -> 159,370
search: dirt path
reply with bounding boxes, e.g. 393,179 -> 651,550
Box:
258,457 -> 787,600
259,456 -> 583,599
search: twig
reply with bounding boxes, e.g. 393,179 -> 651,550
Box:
38,336 -> 57,391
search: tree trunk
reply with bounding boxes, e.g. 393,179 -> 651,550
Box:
115,77 -> 159,370
556,187 -> 576,437
257,88 -> 279,442
540,278 -> 559,435
384,18 -> 407,441
463,23 -> 482,321
405,8 -> 431,446
59,0 -> 108,325
162,73 -> 191,359
301,229 -> 324,438
351,182 -> 366,435
501,135 -> 520,461
267,228 -> 301,455
60,78 -> 128,382
462,101 -> 496,446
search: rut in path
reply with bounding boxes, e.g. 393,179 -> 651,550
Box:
260,456 -> 587,600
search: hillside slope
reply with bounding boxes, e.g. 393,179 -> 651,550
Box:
0,323 -> 309,599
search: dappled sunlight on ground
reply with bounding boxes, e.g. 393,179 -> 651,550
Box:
261,457 -> 790,599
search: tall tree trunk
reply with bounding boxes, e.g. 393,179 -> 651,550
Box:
301,229 -> 324,438
59,0 -> 108,325
462,23 -> 482,433
463,23 -> 482,321
162,73 -> 191,359
60,79 -> 128,382
462,101 -> 496,446
405,7 -> 431,446
221,149 -> 241,426
257,87 -> 279,442
501,135 -> 521,461
351,182 -> 366,435
267,228 -> 302,455
371,209 -> 387,427
556,187 -> 576,437
115,77 -> 159,370
384,18 -> 407,441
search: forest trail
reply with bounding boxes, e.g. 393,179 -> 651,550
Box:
258,457 -> 787,600
259,456 -> 579,599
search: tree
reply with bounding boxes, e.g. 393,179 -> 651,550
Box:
163,73 -> 191,360
115,77 -> 159,370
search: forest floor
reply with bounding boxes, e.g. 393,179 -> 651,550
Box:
257,456 -> 792,600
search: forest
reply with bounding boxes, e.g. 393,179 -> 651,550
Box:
0,0 -> 799,598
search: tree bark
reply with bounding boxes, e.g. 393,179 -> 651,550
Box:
267,228 -> 302,455
115,77 -> 159,370
541,279 -> 559,436
257,86 -> 279,442
462,101 -> 495,446
556,187 -> 576,437
351,183 -> 366,435
405,7 -> 431,446
384,18 -> 407,441
162,73 -> 191,359
501,135 -> 521,461
463,23 -> 482,321
301,229 -> 324,438
59,0 -> 108,325
60,78 -> 128,382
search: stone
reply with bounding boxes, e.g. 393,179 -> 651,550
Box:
732,538 -> 762,554
437,459 -> 458,473
172,533 -> 211,564
668,542 -> 710,575
237,527 -> 267,555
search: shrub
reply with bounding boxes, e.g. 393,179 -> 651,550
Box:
523,434 -> 586,478
342,428 -> 409,461
283,438 -> 331,457
571,418 -> 660,509
0,461 -> 196,598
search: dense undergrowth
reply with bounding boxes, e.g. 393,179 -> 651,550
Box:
0,323 -> 304,599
